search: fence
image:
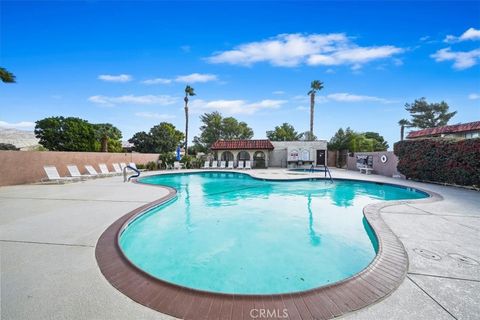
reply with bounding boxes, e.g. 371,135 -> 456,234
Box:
0,151 -> 159,186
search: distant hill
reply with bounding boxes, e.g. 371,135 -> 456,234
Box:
0,128 -> 40,150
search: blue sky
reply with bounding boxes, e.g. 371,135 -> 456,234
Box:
1,1 -> 479,149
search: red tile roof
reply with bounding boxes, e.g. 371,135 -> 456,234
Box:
407,121 -> 480,139
211,139 -> 274,150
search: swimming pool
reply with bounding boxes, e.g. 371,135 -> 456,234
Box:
119,172 -> 427,295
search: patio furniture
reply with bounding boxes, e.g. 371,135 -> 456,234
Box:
173,161 -> 181,170
128,162 -> 138,170
220,161 -> 226,169
245,161 -> 252,169
99,164 -> 117,176
85,165 -> 104,177
112,163 -> 122,174
67,165 -> 94,180
43,165 -> 80,183
227,161 -> 234,169
359,166 -> 373,175
237,161 -> 244,169
203,161 -> 210,169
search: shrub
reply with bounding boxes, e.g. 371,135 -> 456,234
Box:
180,155 -> 194,169
135,163 -> 145,170
158,152 -> 176,169
0,143 -> 19,150
145,161 -> 158,171
394,138 -> 480,187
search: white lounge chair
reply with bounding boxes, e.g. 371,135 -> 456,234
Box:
67,165 -> 93,180
237,161 -> 244,169
203,161 -> 210,169
213,161 -> 220,168
43,165 -> 79,183
99,163 -> 116,176
173,161 -> 181,170
112,163 -> 122,174
120,163 -> 127,172
85,165 -> 103,177
128,162 -> 138,170
245,161 -> 252,169
227,161 -> 234,169
220,161 -> 226,169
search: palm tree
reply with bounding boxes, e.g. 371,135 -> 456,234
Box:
184,85 -> 196,155
307,80 -> 324,140
0,67 -> 16,83
398,119 -> 410,141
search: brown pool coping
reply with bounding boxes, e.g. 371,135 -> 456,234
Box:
95,172 -> 442,320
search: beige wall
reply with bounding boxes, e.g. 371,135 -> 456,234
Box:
347,151 -> 400,177
0,151 -> 159,186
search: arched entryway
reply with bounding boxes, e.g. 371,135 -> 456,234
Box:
220,151 -> 234,162
237,151 -> 250,161
253,151 -> 266,168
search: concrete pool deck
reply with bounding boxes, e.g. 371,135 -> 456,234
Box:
1,168 -> 479,319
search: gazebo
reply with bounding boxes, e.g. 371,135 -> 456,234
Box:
210,139 -> 274,168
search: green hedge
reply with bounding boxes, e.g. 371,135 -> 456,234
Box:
394,138 -> 480,187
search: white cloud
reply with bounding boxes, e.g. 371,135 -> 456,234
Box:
141,78 -> 172,85
135,112 -> 176,119
273,90 -> 285,95
444,27 -> 480,43
174,73 -> 218,83
0,120 -> 35,129
431,47 -> 480,69
326,93 -> 394,103
296,106 -> 309,111
190,99 -> 286,115
88,94 -> 178,107
468,93 -> 480,100
181,45 -> 191,53
207,33 -> 403,68
98,74 -> 132,82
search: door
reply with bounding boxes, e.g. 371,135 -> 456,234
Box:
316,150 -> 326,166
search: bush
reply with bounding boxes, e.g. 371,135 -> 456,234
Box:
0,143 -> 19,150
135,163 -> 145,170
145,161 -> 158,171
158,152 -> 176,169
180,155 -> 194,169
394,138 -> 480,187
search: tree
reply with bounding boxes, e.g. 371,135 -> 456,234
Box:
0,143 -> 19,150
184,85 -> 196,156
0,67 -> 16,83
364,132 -> 389,151
328,128 -> 351,151
193,112 -> 254,150
129,131 -> 153,153
398,119 -> 410,141
266,123 -> 302,141
404,98 -> 457,129
299,131 -> 317,141
34,117 -> 97,151
328,128 -> 388,152
94,123 -> 122,152
307,80 -> 324,140
129,122 -> 184,153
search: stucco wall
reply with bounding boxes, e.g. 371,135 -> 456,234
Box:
347,151 -> 400,177
269,140 -> 328,167
0,151 -> 159,186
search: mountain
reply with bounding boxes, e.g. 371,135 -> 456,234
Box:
0,128 -> 40,150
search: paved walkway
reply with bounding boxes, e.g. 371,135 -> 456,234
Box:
1,169 -> 478,319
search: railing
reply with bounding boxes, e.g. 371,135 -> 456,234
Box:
123,165 -> 140,182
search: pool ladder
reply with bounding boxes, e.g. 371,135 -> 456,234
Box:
311,165 -> 333,182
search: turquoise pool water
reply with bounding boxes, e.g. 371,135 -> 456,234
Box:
119,172 -> 427,294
